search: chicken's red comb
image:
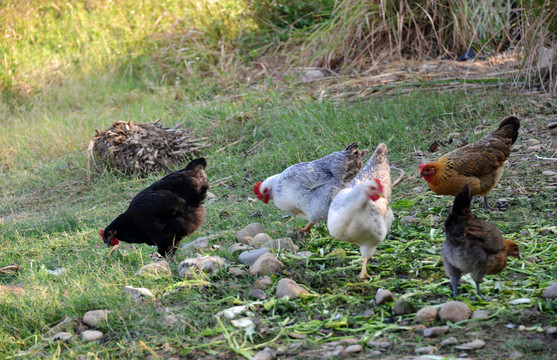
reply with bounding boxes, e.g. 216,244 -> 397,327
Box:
374,178 -> 384,193
99,229 -> 106,241
253,181 -> 263,199
418,164 -> 426,173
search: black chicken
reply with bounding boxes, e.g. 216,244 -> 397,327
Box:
100,157 -> 209,256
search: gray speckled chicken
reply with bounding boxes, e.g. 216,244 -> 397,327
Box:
327,143 -> 394,279
253,142 -> 367,232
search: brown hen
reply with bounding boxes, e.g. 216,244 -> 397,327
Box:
419,116 -> 520,208
442,184 -> 520,299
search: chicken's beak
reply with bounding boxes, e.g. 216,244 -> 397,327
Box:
377,192 -> 385,198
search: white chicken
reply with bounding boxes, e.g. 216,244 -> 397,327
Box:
253,142 -> 368,232
327,143 -> 393,279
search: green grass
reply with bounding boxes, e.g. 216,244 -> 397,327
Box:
1,76 -> 556,358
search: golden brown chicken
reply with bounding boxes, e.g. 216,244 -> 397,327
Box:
419,116 -> 520,208
442,185 -> 520,299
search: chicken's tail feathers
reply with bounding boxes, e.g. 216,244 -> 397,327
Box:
452,184 -> 472,216
185,157 -> 207,171
493,116 -> 520,144
351,143 -> 391,196
345,142 -> 360,152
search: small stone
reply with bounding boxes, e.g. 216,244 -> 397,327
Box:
413,324 -> 427,333
47,317 -> 76,336
123,286 -> 154,300
543,283 -> 557,299
136,260 -> 171,277
249,253 -> 285,277
415,345 -> 435,354
295,251 -> 313,258
251,233 -> 273,248
276,345 -> 288,355
229,243 -> 249,254
276,278 -> 310,300
509,350 -> 524,359
228,266 -> 246,278
238,247 -> 270,266
369,350 -> 382,357
288,332 -> 307,339
471,310 -> 489,319
81,330 -> 103,342
83,310 -> 111,327
416,306 -> 438,323
439,337 -> 458,347
401,215 -> 420,225
457,353 -> 469,358
345,344 -> 363,353
518,325 -> 527,332
539,228 -> 555,236
264,238 -> 298,253
236,223 -> 265,244
439,301 -> 471,322
340,338 -> 358,344
411,187 -> 425,193
455,339 -> 486,350
527,145 -> 542,152
181,236 -> 210,250
360,310 -> 374,317
50,332 -> 72,342
251,288 -> 266,300
509,298 -> 531,305
393,298 -> 415,315
301,69 -> 324,82
255,276 -> 272,290
524,138 -> 541,146
252,347 -> 275,360
366,340 -> 391,349
178,255 -> 227,278
546,327 -> 557,335
374,289 -> 394,305
430,215 -> 442,227
423,326 -> 449,337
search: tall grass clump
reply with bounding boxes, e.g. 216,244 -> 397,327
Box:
518,0 -> 557,94
278,0 -> 520,72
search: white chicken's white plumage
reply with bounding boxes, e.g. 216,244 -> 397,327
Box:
253,142 -> 368,232
327,143 -> 393,278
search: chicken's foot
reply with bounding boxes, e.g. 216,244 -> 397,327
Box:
359,258 -> 371,279
450,275 -> 459,299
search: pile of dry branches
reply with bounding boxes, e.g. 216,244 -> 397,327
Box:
87,119 -> 209,176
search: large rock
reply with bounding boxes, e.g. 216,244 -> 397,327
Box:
416,306 -> 438,323
423,326 -> 449,337
83,310 -> 112,327
181,236 -> 211,250
136,260 -> 171,277
439,301 -> 470,322
542,283 -> 557,299
276,278 -> 309,300
264,238 -> 298,253
238,247 -> 270,266
178,255 -> 227,278
236,223 -> 265,244
123,286 -> 154,301
252,347 -> 276,360
249,253 -> 285,276
251,233 -> 274,248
